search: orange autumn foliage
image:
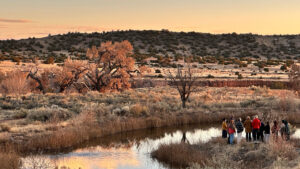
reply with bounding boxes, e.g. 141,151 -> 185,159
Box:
86,40 -> 144,92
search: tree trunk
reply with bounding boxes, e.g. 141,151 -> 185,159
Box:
182,99 -> 186,108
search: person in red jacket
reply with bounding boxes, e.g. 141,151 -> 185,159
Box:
252,115 -> 261,142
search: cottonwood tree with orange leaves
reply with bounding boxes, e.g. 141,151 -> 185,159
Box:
53,58 -> 88,93
28,58 -> 88,93
86,40 -> 146,92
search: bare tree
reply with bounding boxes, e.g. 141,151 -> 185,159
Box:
168,65 -> 197,108
27,67 -> 48,94
289,64 -> 300,96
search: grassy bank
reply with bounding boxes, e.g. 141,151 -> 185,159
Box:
152,138 -> 300,169
0,86 -> 300,166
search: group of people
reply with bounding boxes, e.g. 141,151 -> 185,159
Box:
222,115 -> 291,144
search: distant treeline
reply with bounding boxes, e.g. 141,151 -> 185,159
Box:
1,30 -> 300,63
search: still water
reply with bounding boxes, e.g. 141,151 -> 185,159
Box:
22,124 -> 300,169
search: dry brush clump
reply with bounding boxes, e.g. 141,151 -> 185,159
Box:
0,70 -> 30,96
151,143 -> 209,168
153,138 -> 300,169
0,145 -> 22,169
268,138 -> 298,161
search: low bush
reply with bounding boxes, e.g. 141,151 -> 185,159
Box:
0,124 -> 11,132
269,138 -> 298,160
151,143 -> 209,168
0,70 -> 30,96
27,107 -> 73,122
130,104 -> 149,117
13,109 -> 28,119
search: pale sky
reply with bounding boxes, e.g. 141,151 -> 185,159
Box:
1,0 -> 300,40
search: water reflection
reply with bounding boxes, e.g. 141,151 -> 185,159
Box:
22,124 -> 220,169
292,128 -> 300,139
53,148 -> 140,169
22,124 -> 300,169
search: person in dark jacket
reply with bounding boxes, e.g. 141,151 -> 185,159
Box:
282,120 -> 290,141
259,120 -> 265,142
264,121 -> 270,143
235,118 -> 244,144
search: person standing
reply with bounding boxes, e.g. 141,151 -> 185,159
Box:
222,118 -> 228,139
283,120 -> 290,141
264,121 -> 270,143
280,120 -> 286,140
228,119 -> 236,144
259,120 -> 265,142
244,116 -> 252,142
271,120 -> 279,141
235,118 -> 244,144
252,115 -> 261,142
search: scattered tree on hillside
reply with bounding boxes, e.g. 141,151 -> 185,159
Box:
289,64 -> 300,96
167,65 -> 197,108
85,40 -> 146,92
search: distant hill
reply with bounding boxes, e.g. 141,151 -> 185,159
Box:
0,30 -> 300,63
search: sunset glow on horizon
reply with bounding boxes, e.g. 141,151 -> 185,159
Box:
1,0 -> 300,40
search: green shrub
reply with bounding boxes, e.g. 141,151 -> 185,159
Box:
0,101 -> 14,110
13,109 -> 28,119
207,74 -> 214,78
240,100 -> 257,107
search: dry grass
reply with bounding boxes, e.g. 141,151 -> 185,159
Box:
0,70 -> 30,96
130,104 -> 149,117
0,145 -> 21,169
151,143 -> 209,168
269,138 -> 298,160
0,86 -> 300,156
152,137 -> 300,169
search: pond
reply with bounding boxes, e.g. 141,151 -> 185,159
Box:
22,124 -> 300,169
